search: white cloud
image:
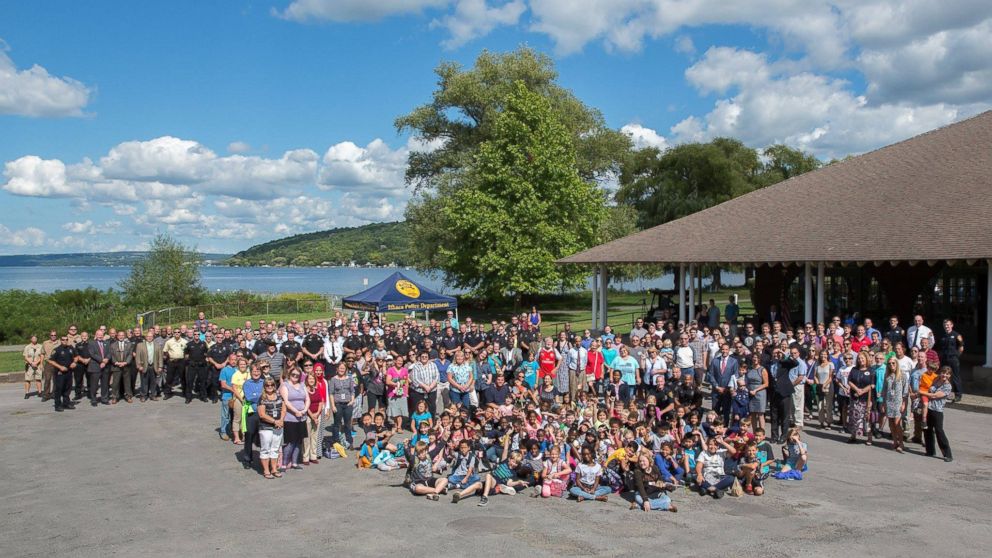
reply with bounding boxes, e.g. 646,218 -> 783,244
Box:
858,18 -> 992,105
277,0 -> 450,22
62,220 -> 93,234
227,141 -> 251,154
672,46 -> 964,159
527,0 -> 846,61
674,35 -> 695,55
436,0 -> 527,48
0,225 -> 46,247
317,138 -> 409,194
96,136 -> 318,198
279,0 -> 523,49
2,156 -> 74,197
100,136 -> 216,184
0,43 -> 92,117
621,123 -> 668,150
60,220 -> 121,235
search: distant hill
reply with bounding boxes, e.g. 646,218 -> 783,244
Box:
227,221 -> 412,267
0,251 -> 231,267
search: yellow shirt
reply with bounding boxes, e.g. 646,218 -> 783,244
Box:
232,370 -> 249,398
163,337 -> 187,360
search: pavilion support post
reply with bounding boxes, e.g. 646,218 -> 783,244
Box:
688,264 -> 696,324
985,260 -> 992,367
816,262 -> 825,324
678,265 -> 686,325
591,270 -> 599,330
804,262 -> 813,324
598,265 -> 609,330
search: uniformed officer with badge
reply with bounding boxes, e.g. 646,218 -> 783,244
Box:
936,319 -> 965,402
205,339 -> 231,403
47,335 -> 78,412
185,333 -> 209,403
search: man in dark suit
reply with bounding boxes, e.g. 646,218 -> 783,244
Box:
109,330 -> 134,404
706,342 -> 739,423
87,330 -> 110,406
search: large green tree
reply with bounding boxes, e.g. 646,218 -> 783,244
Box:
409,81 -> 605,300
120,233 -> 205,308
616,139 -> 819,229
395,47 -> 630,189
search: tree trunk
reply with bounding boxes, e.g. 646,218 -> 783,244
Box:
711,267 -> 722,291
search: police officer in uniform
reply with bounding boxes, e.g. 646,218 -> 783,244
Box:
936,319 -> 965,402
301,327 -> 325,364
72,333 -> 92,400
205,339 -> 230,403
185,334 -> 209,403
163,330 -> 187,401
47,335 -> 78,412
280,333 -> 303,367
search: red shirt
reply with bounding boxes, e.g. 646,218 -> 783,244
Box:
538,348 -> 558,379
307,384 -> 325,414
586,350 -> 605,380
851,336 -> 872,353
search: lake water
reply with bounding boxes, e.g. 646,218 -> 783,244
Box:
0,266 -> 743,295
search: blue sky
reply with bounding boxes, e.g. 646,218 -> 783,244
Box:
1,1 -> 990,254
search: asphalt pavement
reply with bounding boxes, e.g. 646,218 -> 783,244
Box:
1,385 -> 989,557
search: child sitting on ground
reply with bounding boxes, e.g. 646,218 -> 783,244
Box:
736,441 -> 766,495
358,435 -> 406,471
408,441 -> 449,501
779,427 -> 808,473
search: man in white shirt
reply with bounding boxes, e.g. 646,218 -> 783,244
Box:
674,334 -> 695,377
906,315 -> 934,350
324,331 -> 343,366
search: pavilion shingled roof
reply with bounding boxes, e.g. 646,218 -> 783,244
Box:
559,110 -> 992,266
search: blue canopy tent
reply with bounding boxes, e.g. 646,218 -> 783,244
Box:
342,272 -> 457,314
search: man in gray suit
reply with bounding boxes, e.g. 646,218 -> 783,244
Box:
87,330 -> 111,406
109,330 -> 134,404
135,330 -> 164,401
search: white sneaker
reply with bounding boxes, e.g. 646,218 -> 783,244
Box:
501,485 -> 516,495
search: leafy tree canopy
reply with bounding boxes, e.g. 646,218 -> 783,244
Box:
617,139 -> 820,229
395,46 -> 631,188
409,81 -> 606,299
119,233 -> 205,308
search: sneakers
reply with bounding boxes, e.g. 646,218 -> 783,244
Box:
451,492 -> 461,504
500,485 -> 516,495
426,493 -> 439,501
478,496 -> 489,507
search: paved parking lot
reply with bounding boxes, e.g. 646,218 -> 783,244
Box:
1,385 -> 989,557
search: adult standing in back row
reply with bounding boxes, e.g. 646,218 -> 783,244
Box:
87,331 -> 110,406
936,319 -> 964,402
47,334 -> 78,412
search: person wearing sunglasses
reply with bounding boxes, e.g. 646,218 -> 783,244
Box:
258,378 -> 285,478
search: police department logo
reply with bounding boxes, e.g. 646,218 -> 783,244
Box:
395,280 -> 420,298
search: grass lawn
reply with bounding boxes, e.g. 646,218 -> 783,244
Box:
1,350 -> 25,375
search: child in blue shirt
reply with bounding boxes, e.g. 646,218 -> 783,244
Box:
411,399 -> 433,430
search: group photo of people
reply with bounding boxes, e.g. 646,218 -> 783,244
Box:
21,302 -> 963,509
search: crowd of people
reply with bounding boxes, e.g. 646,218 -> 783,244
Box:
22,301 -> 964,508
